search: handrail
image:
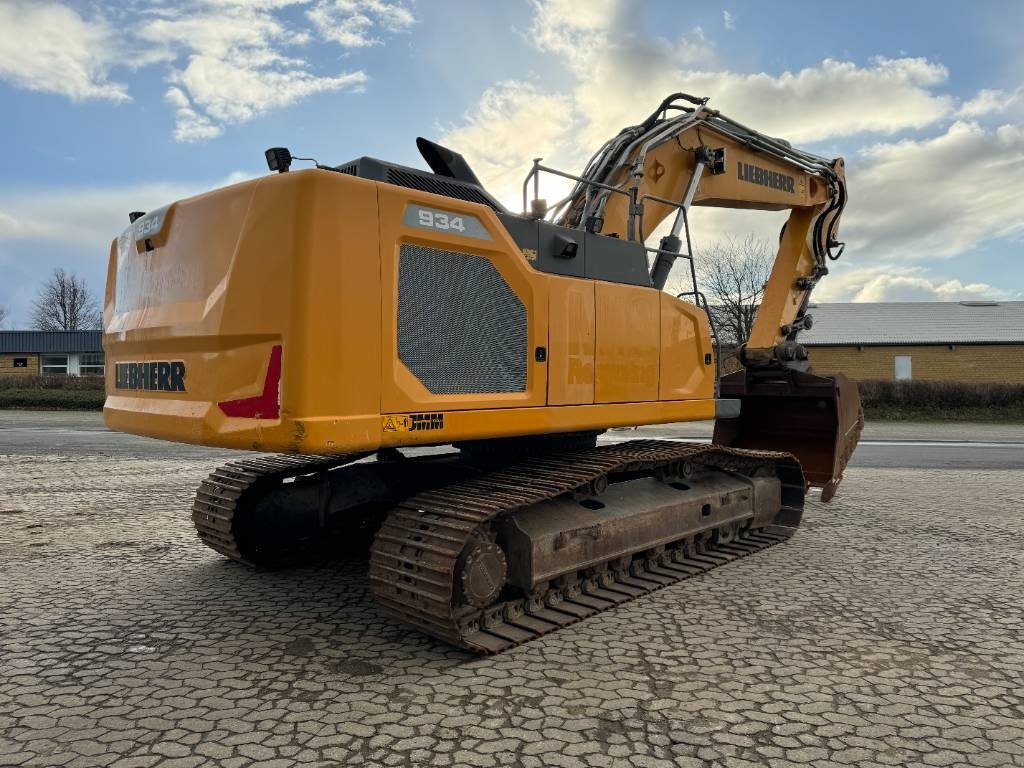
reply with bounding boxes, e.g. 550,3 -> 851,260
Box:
521,161 -> 694,243
644,246 -> 694,262
521,160 -> 631,218
521,158 -> 720,394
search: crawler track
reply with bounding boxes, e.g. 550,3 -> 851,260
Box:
191,453 -> 368,565
369,440 -> 804,653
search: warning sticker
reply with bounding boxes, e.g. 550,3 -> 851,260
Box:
382,413 -> 445,433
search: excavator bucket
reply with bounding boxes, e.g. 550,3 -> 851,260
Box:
713,369 -> 864,502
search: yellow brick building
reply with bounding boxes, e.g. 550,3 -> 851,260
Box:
800,301 -> 1024,383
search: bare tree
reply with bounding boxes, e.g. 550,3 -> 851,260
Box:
0,305 -> 9,329
30,269 -> 102,331
668,234 -> 772,347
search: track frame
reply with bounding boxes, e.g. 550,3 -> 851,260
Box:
369,440 -> 804,653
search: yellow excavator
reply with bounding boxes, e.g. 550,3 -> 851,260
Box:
104,93 -> 862,653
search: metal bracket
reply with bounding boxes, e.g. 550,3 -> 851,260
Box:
780,314 -> 813,337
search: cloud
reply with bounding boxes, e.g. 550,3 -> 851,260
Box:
722,10 -> 735,31
524,1 -> 952,147
696,58 -> 952,142
307,0 -> 416,47
0,0 -> 413,142
439,82 -> 577,211
445,1 -> 715,207
814,266 -> 1011,303
957,87 -> 1023,118
530,0 -> 624,72
844,121 -> 1024,260
134,1 -> 373,141
141,0 -> 413,139
165,87 -> 221,142
567,56 -> 953,150
0,1 -> 130,102
170,55 -> 366,132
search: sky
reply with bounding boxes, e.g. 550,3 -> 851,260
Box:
0,0 -> 1022,326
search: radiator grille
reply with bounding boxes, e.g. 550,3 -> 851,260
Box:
386,168 -> 496,209
398,244 -> 527,394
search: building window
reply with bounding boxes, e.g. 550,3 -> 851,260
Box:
13,357 -> 28,368
79,352 -> 105,377
894,355 -> 912,381
41,354 -> 69,375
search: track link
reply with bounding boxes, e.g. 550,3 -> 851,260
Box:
369,440 -> 804,653
191,453 -> 368,565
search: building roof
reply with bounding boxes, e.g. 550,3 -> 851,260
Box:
801,301 -> 1024,346
0,330 -> 103,354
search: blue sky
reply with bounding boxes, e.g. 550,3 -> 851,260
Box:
1,0 -> 1022,325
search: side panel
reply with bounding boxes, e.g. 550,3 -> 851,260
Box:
547,277 -> 595,405
288,171 -> 382,434
378,186 -> 548,413
658,293 -> 715,401
594,282 -> 660,404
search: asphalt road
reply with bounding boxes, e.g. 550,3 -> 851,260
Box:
614,438 -> 1024,475
1,411 -> 1021,469
838,441 -> 1023,470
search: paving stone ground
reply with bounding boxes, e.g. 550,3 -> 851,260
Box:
2,449 -> 1023,767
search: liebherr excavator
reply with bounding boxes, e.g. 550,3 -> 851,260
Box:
104,93 -> 862,653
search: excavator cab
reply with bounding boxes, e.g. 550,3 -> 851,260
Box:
714,368 -> 864,501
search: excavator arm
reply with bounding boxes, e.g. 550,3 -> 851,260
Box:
551,94 -> 862,499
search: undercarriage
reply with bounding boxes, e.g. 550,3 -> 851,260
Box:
191,438 -> 805,653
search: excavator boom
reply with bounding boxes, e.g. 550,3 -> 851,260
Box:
543,94 -> 861,498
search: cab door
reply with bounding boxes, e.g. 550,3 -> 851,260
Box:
547,277 -> 595,405
594,282 -> 660,403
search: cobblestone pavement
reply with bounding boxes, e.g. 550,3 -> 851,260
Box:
2,449 -> 1024,767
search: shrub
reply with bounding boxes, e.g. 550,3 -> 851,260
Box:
0,374 -> 104,391
0,374 -> 106,409
0,388 -> 105,410
857,379 -> 1024,409
854,379 -> 1024,422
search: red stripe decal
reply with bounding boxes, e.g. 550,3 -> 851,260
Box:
218,344 -> 282,419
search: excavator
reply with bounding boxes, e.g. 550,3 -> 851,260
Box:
103,93 -> 862,653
